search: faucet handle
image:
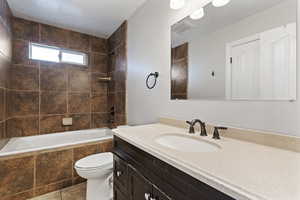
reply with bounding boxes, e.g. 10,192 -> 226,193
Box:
186,121 -> 195,134
186,121 -> 192,125
200,122 -> 207,136
213,127 -> 228,140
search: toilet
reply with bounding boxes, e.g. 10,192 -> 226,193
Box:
75,152 -> 113,200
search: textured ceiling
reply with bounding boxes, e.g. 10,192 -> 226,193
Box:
8,0 -> 147,38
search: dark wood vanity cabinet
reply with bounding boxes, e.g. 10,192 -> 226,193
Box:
113,136 -> 236,200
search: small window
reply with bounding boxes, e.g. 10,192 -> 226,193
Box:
61,50 -> 87,65
30,43 -> 60,63
29,43 -> 88,66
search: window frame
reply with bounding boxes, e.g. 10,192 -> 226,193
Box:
29,42 -> 88,66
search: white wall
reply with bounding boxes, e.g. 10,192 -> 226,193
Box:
186,0 -> 296,99
127,0 -> 300,137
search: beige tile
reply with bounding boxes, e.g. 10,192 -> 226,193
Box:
34,180 -> 72,197
61,183 -> 86,200
30,191 -> 61,200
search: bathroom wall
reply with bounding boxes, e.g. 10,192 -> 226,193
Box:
127,0 -> 300,137
0,0 -> 12,140
108,22 -> 127,127
0,140 -> 113,200
6,17 -> 110,137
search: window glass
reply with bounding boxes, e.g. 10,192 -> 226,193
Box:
61,51 -> 86,65
29,43 -> 87,66
30,44 -> 60,62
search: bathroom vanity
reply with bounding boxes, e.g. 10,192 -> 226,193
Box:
112,123 -> 300,200
113,136 -> 234,200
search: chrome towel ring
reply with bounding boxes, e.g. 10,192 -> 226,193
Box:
146,72 -> 159,89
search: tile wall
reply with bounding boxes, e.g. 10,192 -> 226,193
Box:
0,0 -> 12,140
108,22 -> 127,127
6,17 -> 109,137
1,17 -> 127,138
0,139 -> 113,200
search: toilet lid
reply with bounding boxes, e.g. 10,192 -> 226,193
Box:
75,152 -> 113,169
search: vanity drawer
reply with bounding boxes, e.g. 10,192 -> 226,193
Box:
113,155 -> 128,195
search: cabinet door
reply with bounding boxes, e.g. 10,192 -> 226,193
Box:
114,187 -> 127,200
152,185 -> 172,200
128,165 -> 152,200
114,155 -> 128,194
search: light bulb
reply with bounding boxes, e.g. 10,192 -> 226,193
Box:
190,8 -> 205,20
170,0 -> 185,10
212,0 -> 231,7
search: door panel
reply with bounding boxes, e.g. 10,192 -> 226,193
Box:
114,187 -> 127,200
260,23 -> 296,100
114,155 -> 128,195
153,185 -> 171,200
231,40 -> 260,99
128,165 -> 152,200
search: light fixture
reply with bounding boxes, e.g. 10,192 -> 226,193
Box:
190,8 -> 205,20
212,0 -> 231,7
170,0 -> 185,10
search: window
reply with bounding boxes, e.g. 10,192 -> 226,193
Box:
29,43 -> 88,66
30,43 -> 60,63
61,50 -> 87,65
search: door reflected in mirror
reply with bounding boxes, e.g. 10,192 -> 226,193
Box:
171,0 -> 297,101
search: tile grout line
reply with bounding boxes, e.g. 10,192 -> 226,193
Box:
33,155 -> 37,197
38,23 -> 41,135
66,64 -> 69,132
38,60 -> 41,135
89,40 -> 93,130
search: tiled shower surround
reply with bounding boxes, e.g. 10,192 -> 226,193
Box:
0,17 -> 127,138
108,22 -> 127,126
0,0 -> 12,140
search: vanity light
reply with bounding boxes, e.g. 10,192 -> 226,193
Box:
190,8 -> 205,20
170,0 -> 185,10
212,0 -> 231,7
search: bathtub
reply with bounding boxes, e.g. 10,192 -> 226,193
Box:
0,128 -> 113,157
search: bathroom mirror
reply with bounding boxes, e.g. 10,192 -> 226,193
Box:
171,0 -> 297,101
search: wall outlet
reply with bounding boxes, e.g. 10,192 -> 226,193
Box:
62,118 -> 73,126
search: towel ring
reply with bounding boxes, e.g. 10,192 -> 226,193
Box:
146,72 -> 159,89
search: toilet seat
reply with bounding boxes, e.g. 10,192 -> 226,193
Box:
75,152 -> 113,170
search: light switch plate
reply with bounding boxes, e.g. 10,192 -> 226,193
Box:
62,118 -> 73,126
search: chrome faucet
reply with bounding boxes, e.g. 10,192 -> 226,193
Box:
186,119 -> 207,136
212,127 -> 228,140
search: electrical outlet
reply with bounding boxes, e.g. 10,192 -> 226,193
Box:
62,118 -> 73,126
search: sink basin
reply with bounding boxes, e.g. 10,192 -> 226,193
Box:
154,134 -> 221,153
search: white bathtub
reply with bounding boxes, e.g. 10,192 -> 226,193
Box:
0,128 -> 113,157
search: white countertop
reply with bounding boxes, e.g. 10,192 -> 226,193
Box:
113,123 -> 300,200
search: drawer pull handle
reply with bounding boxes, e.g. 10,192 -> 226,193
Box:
116,171 -> 122,177
145,193 -> 151,200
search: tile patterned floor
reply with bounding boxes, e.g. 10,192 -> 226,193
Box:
29,183 -> 86,200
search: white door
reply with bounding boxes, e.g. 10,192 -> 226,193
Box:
260,23 -> 296,100
231,40 -> 260,99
